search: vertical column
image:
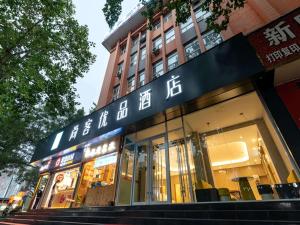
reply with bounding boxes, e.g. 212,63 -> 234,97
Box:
145,22 -> 152,83
134,32 -> 142,90
172,10 -> 185,64
160,14 -> 168,73
190,7 -> 206,53
120,32 -> 132,97
97,41 -> 120,107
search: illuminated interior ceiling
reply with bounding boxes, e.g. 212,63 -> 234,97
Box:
206,124 -> 262,169
208,141 -> 249,167
184,92 -> 264,134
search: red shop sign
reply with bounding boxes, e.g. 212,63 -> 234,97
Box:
248,8 -> 300,68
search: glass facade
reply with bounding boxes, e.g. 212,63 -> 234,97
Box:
41,167 -> 80,208
115,92 -> 299,205
75,152 -> 117,207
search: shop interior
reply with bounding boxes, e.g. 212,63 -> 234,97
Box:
75,152 -> 117,207
42,167 -> 79,208
184,92 -> 298,201
116,92 -> 299,205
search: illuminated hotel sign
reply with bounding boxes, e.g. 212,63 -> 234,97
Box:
84,141 -> 117,160
32,35 -> 264,162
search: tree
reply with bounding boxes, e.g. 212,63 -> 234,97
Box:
103,0 -> 246,32
0,0 -> 95,189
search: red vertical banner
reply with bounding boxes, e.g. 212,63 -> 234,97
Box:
276,79 -> 300,129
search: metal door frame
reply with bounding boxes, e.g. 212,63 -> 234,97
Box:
131,133 -> 171,205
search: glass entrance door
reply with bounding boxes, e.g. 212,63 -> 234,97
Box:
133,142 -> 148,204
132,135 -> 169,205
150,136 -> 168,203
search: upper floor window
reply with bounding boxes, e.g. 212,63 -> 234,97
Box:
202,30 -> 223,50
117,62 -> 123,78
165,28 -> 175,44
140,31 -> 147,43
127,76 -> 135,93
163,12 -> 172,23
120,45 -> 126,55
194,8 -> 211,22
184,39 -> 201,60
180,16 -> 194,33
112,85 -> 120,101
130,53 -> 138,67
167,51 -> 179,71
132,37 -> 138,48
153,36 -> 162,50
153,20 -> 161,30
140,47 -> 146,61
153,60 -> 164,79
139,70 -> 145,87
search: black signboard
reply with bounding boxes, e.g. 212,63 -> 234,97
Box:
31,34 -> 264,162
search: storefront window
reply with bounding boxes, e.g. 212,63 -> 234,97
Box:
43,167 -> 79,208
183,92 -> 299,201
116,92 -> 299,205
75,153 -> 117,207
117,145 -> 135,205
167,118 -> 192,203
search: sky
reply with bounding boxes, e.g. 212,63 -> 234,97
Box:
73,0 -> 139,113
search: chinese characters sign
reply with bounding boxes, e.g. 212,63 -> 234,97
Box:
249,9 -> 300,68
32,34 -> 263,162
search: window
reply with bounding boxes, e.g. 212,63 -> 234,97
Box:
183,92 -> 297,202
202,30 -> 223,50
153,36 -> 162,50
139,70 -> 145,87
152,60 -> 164,79
165,28 -> 175,44
127,76 -> 135,93
194,8 -> 211,22
117,62 -> 123,78
132,37 -> 138,48
180,16 -> 194,33
184,39 -> 201,60
163,12 -> 172,23
112,85 -> 120,101
167,52 -> 178,71
130,53 -> 138,66
140,47 -> 146,61
120,45 -> 126,55
140,31 -> 146,43
153,20 -> 161,30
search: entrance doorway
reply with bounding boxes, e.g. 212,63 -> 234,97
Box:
133,135 -> 169,205
116,123 -> 194,205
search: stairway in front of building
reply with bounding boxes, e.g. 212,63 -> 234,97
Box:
1,200 -> 300,225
